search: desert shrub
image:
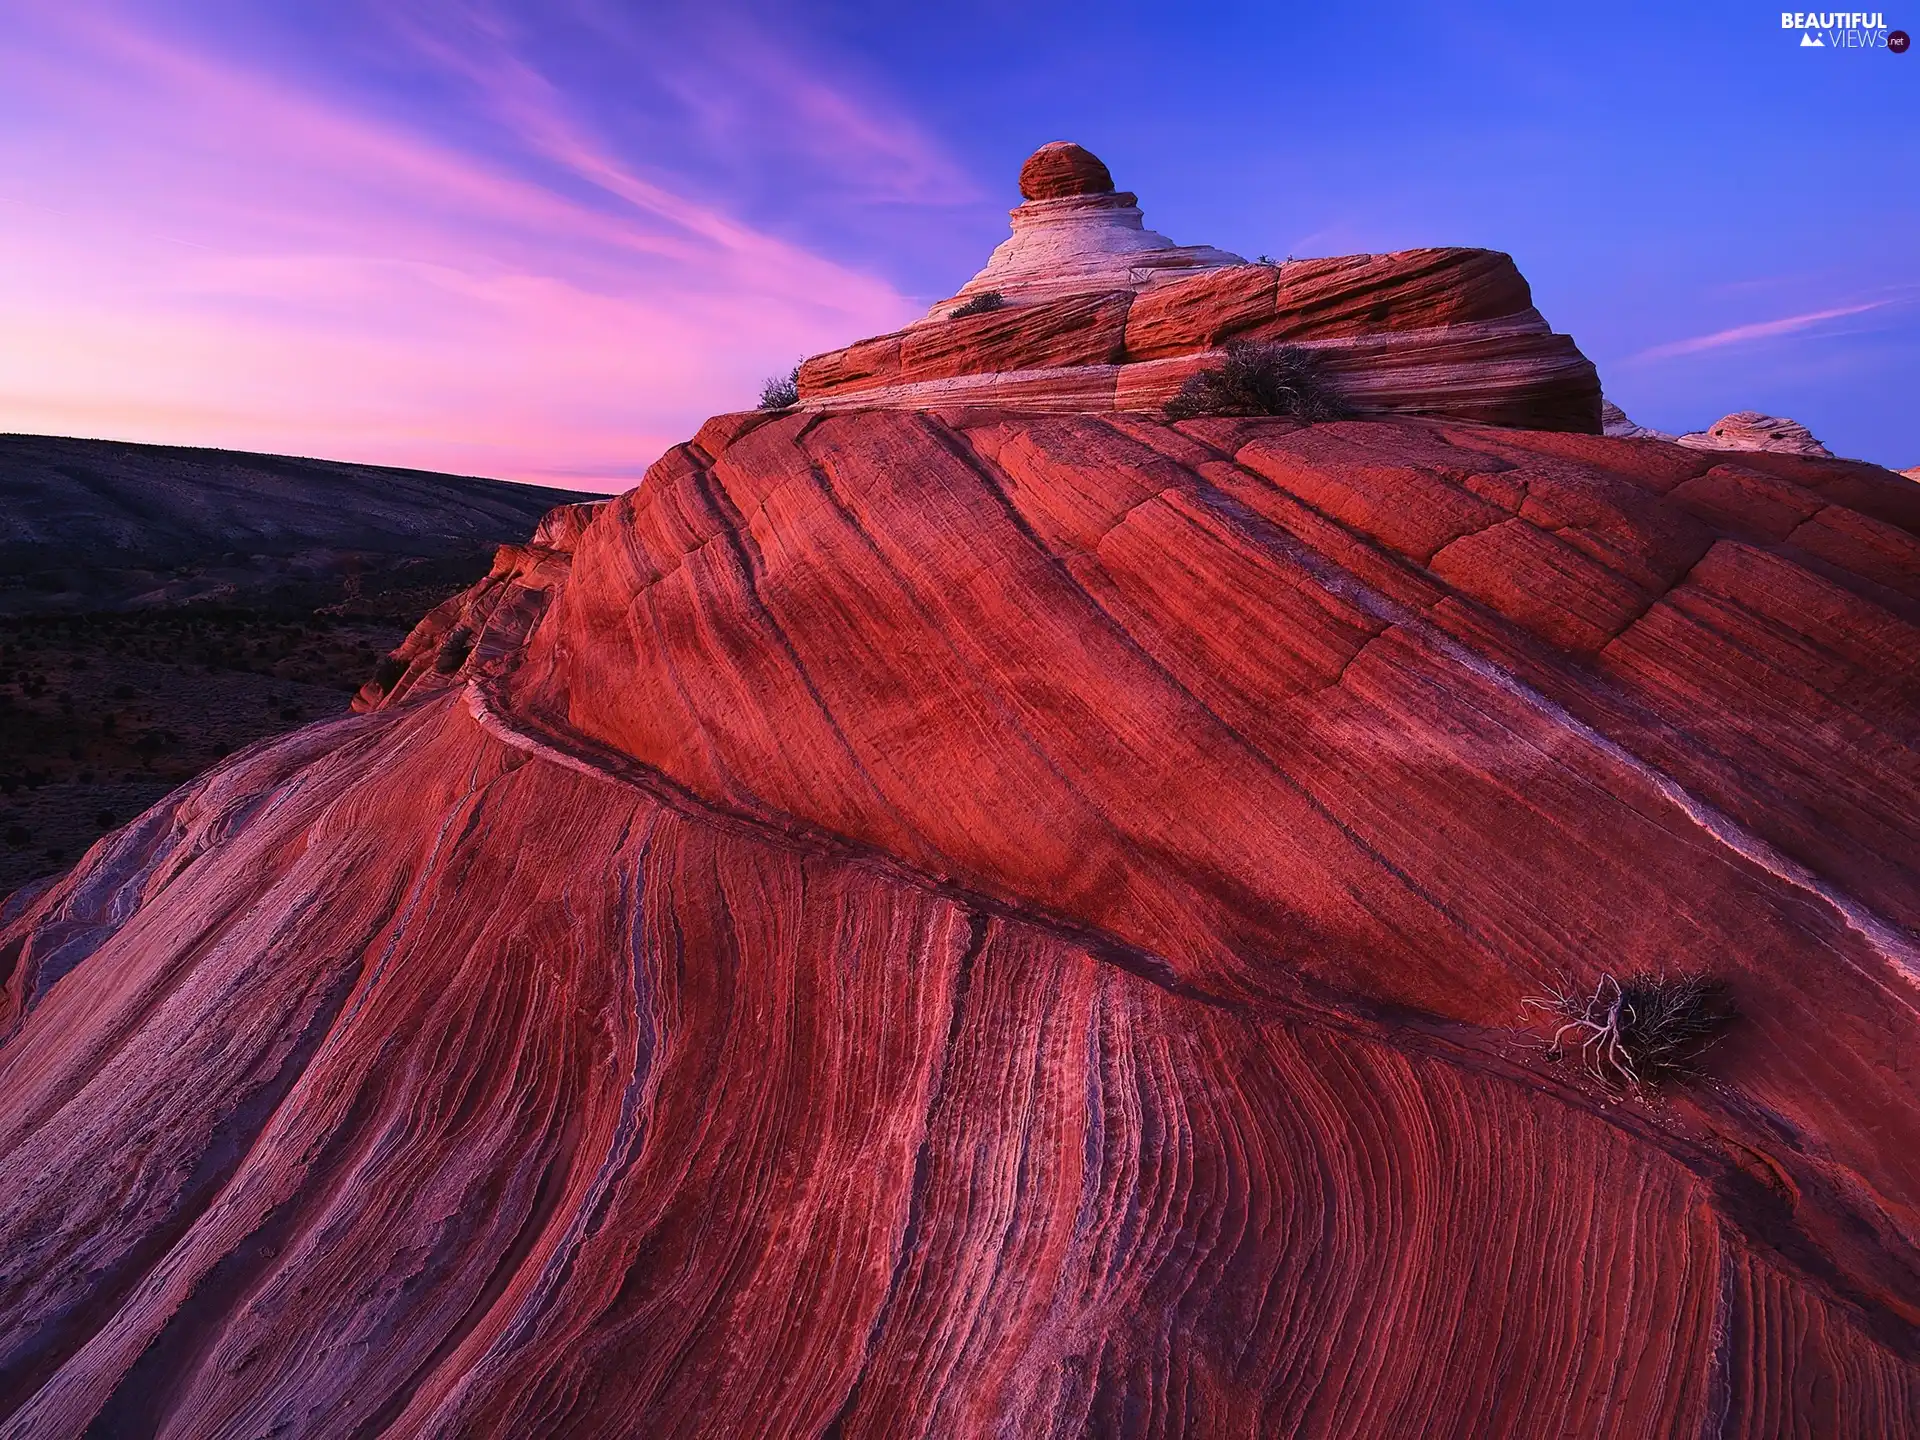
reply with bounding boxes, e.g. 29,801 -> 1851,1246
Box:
759,365 -> 801,411
132,729 -> 170,767
433,626 -> 473,675
1164,340 -> 1347,423
950,290 -> 1005,318
1525,972 -> 1737,1090
372,655 -> 408,692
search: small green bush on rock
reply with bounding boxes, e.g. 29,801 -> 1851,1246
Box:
759,365 -> 801,411
950,290 -> 1006,318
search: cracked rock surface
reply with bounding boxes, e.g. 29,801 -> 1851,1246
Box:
3,400 -> 1920,1435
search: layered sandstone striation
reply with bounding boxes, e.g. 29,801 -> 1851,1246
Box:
1601,398 -> 1676,441
800,145 -> 1601,431
1017,139 -> 1116,200
5,399 -> 1920,1435
1678,410 -> 1836,458
924,140 -> 1244,315
3,146 -> 1920,1437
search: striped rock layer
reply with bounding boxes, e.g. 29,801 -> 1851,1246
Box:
920,140 -> 1245,316
1678,410 -> 1836,459
4,405 -> 1920,1436
804,249 -> 1602,432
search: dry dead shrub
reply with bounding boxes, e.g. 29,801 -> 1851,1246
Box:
1164,340 -> 1347,422
1524,972 -> 1737,1090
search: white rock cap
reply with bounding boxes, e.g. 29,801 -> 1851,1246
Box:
922,142 -> 1243,319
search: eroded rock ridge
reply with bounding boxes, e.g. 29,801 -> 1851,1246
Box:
2,144 -> 1918,1438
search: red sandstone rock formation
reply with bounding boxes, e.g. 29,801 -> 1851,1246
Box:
1679,410 -> 1836,459
1017,140 -> 1115,199
802,146 -> 1600,432
3,150 -> 1919,1437
1601,397 -> 1675,441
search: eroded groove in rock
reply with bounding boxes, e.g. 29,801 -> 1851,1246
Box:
8,687 -> 1914,1435
4,154 -> 1919,1432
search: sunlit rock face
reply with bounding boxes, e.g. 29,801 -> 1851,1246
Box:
1602,397 -> 1676,441
810,143 -> 1602,431
5,147 -> 1920,1438
1678,409 -> 1835,458
1016,139 -> 1115,199
926,141 -> 1244,315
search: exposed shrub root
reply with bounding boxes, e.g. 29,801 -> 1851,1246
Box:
1524,972 -> 1737,1091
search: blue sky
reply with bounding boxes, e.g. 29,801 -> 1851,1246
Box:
2,0 -> 1914,483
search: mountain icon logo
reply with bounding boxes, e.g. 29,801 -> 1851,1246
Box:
1800,31 -> 1825,45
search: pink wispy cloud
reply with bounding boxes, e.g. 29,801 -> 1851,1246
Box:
1629,297 -> 1910,362
0,1 -> 952,488
403,0 -> 978,210
384,3 -> 947,284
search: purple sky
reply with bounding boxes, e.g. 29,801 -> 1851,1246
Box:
2,0 -> 1915,487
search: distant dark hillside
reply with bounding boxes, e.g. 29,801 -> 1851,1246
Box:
0,433 -> 602,613
0,433 -> 606,895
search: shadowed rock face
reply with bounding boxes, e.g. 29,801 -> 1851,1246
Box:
4,394 -> 1920,1434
